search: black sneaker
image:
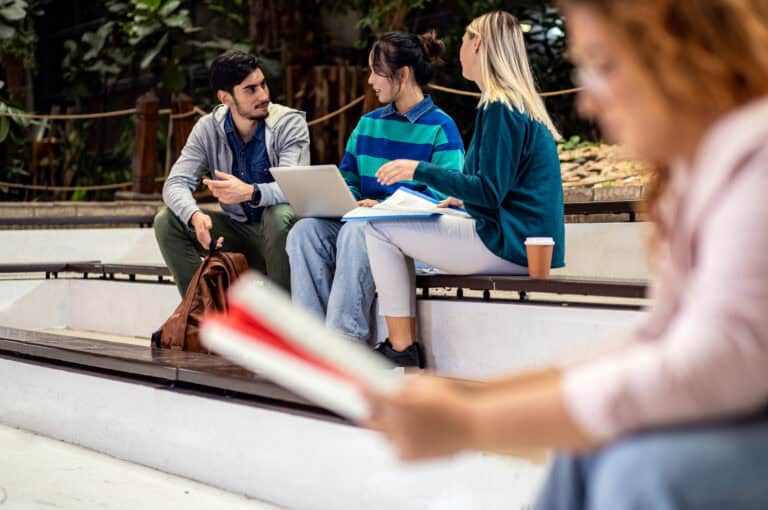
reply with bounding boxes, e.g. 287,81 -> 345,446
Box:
374,339 -> 426,369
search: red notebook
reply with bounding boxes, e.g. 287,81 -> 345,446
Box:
201,272 -> 402,420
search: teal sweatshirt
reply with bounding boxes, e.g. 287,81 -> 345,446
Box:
414,101 -> 565,268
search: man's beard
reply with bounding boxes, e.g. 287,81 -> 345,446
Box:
233,96 -> 269,120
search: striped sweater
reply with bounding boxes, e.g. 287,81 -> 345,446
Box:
340,96 -> 464,200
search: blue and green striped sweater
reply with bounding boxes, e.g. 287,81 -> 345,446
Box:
340,96 -> 464,200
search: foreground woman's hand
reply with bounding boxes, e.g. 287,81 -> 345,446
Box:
438,196 -> 464,209
365,374 -> 476,461
376,159 -> 419,185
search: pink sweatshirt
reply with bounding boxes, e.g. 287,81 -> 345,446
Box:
563,96 -> 768,440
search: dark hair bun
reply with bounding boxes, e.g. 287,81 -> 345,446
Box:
371,31 -> 443,88
418,31 -> 446,65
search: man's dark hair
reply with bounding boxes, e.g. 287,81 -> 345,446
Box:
209,51 -> 262,95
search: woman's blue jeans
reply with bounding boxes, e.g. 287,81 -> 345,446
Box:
286,218 -> 376,343
535,408 -> 768,510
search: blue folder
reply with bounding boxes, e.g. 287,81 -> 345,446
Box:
341,211 -> 440,222
341,187 -> 466,222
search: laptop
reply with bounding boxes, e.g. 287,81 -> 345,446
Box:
269,165 -> 358,218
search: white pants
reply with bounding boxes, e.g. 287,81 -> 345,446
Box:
364,216 -> 527,317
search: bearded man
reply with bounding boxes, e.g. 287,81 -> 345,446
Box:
155,51 -> 309,295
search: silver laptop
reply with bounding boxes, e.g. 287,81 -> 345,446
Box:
269,165 -> 358,218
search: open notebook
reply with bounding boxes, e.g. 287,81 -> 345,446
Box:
200,272 -> 402,421
342,187 -> 471,222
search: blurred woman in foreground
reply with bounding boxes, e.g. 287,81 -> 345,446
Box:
365,1 -> 768,508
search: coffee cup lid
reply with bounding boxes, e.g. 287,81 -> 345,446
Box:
525,237 -> 555,246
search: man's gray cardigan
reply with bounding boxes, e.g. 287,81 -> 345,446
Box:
162,103 -> 310,225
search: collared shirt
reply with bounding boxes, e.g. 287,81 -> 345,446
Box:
224,111 -> 271,222
339,95 -> 465,201
377,94 -> 437,123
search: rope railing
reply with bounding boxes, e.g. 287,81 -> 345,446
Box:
307,95 -> 365,127
0,84 -> 580,122
0,108 -> 139,120
428,84 -> 482,98
0,181 -> 132,192
0,84 -> 582,193
540,87 -> 582,97
0,107 -> 196,121
428,83 -> 582,98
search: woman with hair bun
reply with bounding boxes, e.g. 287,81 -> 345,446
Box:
287,31 -> 464,357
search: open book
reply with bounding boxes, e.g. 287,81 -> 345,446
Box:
342,187 -> 471,222
200,272 -> 402,421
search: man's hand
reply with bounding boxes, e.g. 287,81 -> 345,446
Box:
203,170 -> 254,204
376,159 -> 419,186
190,211 -> 223,251
357,199 -> 379,208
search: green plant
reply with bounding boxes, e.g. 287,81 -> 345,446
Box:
124,0 -> 201,92
0,0 -> 45,67
192,0 -> 283,84
356,0 -> 433,35
63,0 -> 201,97
203,0 -> 248,35
558,135 -> 597,151
0,80 -> 29,143
61,22 -> 127,101
324,0 -> 434,46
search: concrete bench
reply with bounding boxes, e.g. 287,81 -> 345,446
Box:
0,324 -> 549,509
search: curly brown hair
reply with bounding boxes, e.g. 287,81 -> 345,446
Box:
560,0 -> 768,245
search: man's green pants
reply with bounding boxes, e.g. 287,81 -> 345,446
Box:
154,205 -> 296,296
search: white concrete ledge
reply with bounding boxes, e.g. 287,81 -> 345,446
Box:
0,357 -> 545,510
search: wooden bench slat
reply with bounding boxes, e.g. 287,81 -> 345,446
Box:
0,261 -> 101,273
563,200 -> 640,217
101,263 -> 171,277
0,262 -> 648,299
0,215 -> 155,227
0,326 -> 332,418
416,274 -> 648,299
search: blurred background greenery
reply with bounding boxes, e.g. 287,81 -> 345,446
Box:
0,0 -> 598,200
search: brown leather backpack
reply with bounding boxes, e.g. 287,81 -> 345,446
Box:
152,248 -> 249,353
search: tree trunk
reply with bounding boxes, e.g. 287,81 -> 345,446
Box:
1,54 -> 29,108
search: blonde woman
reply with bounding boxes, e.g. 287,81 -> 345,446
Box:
366,0 -> 768,508
365,11 -> 565,367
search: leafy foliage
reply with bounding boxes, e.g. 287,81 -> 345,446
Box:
317,1 -> 586,140
63,0 -> 200,97
0,0 -> 46,66
333,0 -> 433,38
558,135 -> 597,151
0,79 -> 33,144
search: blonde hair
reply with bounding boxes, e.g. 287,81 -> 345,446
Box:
466,11 -> 561,139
